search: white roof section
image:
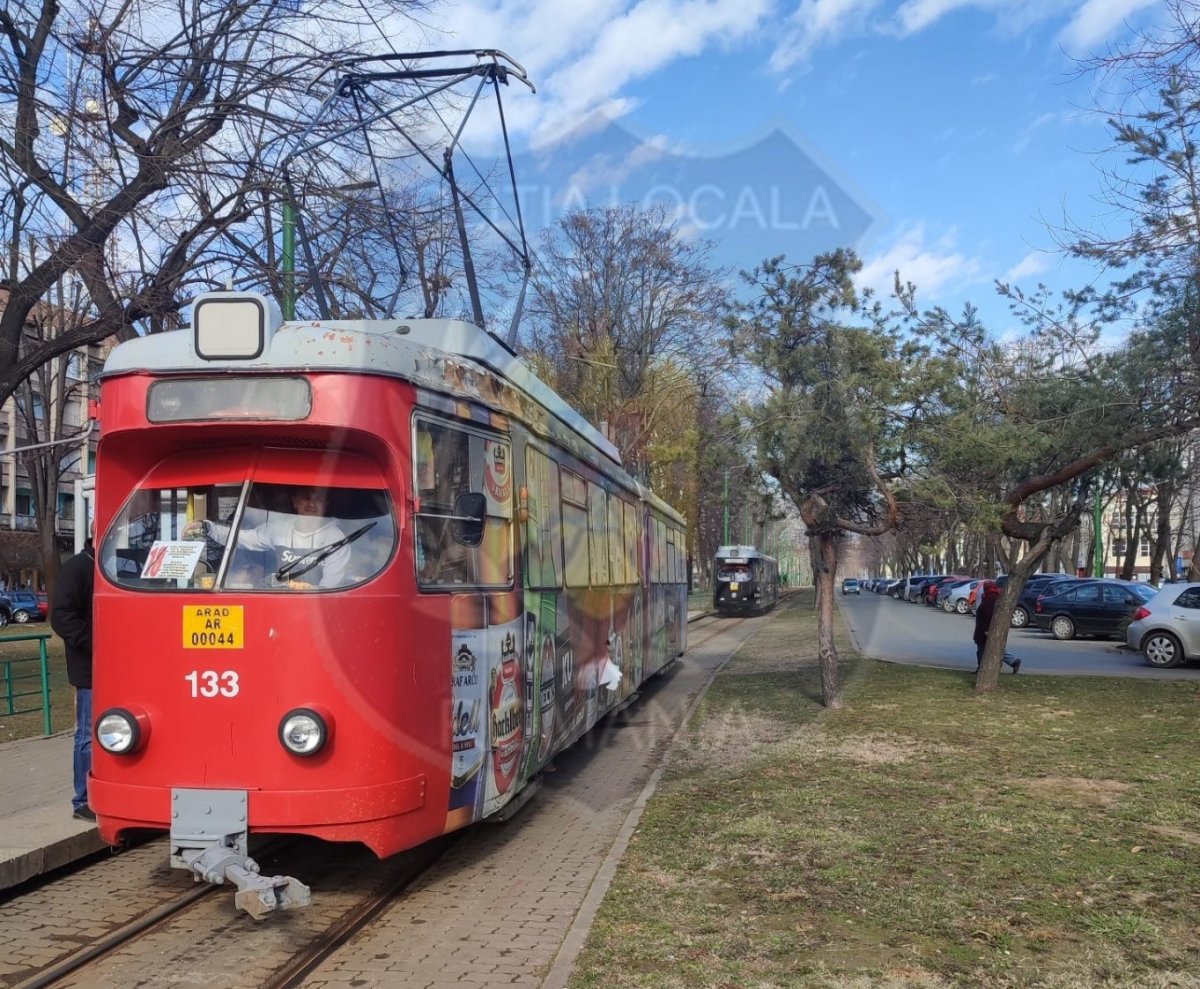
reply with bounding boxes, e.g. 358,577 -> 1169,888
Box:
101,293 -> 621,465
715,545 -> 771,560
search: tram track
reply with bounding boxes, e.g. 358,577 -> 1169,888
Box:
5,835 -> 453,989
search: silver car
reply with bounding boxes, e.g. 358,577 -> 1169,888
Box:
1126,582 -> 1200,668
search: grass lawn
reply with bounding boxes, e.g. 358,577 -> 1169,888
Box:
0,626 -> 73,740
569,590 -> 1200,989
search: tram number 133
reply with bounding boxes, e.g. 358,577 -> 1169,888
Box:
184,670 -> 240,698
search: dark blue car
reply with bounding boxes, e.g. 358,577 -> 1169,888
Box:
0,589 -> 45,624
1031,579 -> 1155,640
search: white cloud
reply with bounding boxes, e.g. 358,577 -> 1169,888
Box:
1003,250 -> 1050,282
893,0 -> 977,36
423,0 -> 772,144
1012,110 -> 1061,153
856,224 -> 983,301
1059,0 -> 1158,51
769,0 -> 882,73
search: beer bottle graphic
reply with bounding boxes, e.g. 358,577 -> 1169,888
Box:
445,594 -> 487,833
555,593 -> 577,743
484,592 -> 524,814
536,590 -> 557,766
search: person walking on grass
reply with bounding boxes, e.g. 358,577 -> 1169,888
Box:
52,523 -> 96,821
973,579 -> 1020,674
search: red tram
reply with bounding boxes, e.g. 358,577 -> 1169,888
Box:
90,292 -> 688,913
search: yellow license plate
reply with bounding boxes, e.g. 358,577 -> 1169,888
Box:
729,582 -> 739,591
183,605 -> 244,649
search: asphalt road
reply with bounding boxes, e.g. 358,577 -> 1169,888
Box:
837,589 -> 1200,680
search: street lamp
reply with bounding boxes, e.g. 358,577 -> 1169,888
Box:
722,462 -> 752,546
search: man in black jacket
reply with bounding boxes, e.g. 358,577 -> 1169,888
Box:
51,531 -> 95,821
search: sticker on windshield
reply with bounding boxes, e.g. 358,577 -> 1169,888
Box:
142,541 -> 205,580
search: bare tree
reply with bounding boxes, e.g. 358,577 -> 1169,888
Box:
0,0 -> 430,408
525,204 -> 731,481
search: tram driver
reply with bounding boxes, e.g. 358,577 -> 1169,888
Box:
183,486 -> 352,589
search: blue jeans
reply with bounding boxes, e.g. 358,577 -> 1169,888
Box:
73,688 -> 92,811
976,643 -> 1017,669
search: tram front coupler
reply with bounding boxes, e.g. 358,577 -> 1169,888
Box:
170,787 -> 312,920
177,845 -> 311,920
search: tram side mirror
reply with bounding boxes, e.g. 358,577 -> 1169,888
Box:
452,492 -> 487,547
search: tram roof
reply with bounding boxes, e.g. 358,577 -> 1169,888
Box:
101,293 -> 684,524
715,545 -> 775,562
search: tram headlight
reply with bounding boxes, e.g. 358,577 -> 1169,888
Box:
96,707 -> 147,755
278,707 -> 330,756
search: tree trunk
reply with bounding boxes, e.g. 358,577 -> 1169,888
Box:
1188,534 -> 1200,582
39,520 -> 61,600
813,530 -> 844,710
975,533 -> 1052,692
1150,481 -> 1173,582
1120,500 -> 1144,581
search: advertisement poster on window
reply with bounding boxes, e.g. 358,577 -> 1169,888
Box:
482,440 -> 511,518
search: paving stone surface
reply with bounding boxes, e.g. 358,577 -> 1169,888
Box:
300,617 -> 761,989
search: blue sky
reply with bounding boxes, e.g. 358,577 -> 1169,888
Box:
411,0 -> 1163,326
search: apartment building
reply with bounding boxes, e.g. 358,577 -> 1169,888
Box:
0,288 -> 106,591
1095,458 -> 1200,581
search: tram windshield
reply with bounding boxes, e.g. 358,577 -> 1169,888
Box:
716,565 -> 753,583
101,460 -> 396,592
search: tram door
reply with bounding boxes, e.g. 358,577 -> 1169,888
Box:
518,442 -> 565,784
417,417 -> 520,827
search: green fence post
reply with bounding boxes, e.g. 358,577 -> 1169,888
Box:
3,659 -> 12,715
39,637 -> 52,736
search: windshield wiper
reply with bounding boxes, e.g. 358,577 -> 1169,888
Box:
274,522 -> 378,582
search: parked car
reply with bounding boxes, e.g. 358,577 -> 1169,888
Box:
35,591 -> 48,618
1,590 -> 46,624
1031,579 -> 1155,640
1010,574 -> 1078,628
841,578 -> 861,595
905,575 -> 941,602
1126,582 -> 1200,668
929,576 -> 969,607
940,578 -> 979,609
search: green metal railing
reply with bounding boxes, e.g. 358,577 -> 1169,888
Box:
1,630 -> 53,736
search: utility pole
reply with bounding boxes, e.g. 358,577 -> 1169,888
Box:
282,201 -> 296,320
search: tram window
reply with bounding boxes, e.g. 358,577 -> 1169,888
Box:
560,468 -> 589,588
607,496 -> 625,586
653,519 -> 666,583
222,485 -> 395,590
623,502 -> 639,584
413,418 -> 512,588
667,539 -> 676,587
100,480 -> 396,591
524,446 -> 562,589
588,483 -> 608,586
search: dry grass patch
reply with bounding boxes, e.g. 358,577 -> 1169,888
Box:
1023,776 -> 1132,808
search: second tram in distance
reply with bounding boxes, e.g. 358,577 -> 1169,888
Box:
712,545 -> 779,615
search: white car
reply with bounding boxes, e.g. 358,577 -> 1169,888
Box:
944,579 -> 981,614
1126,582 -> 1200,668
